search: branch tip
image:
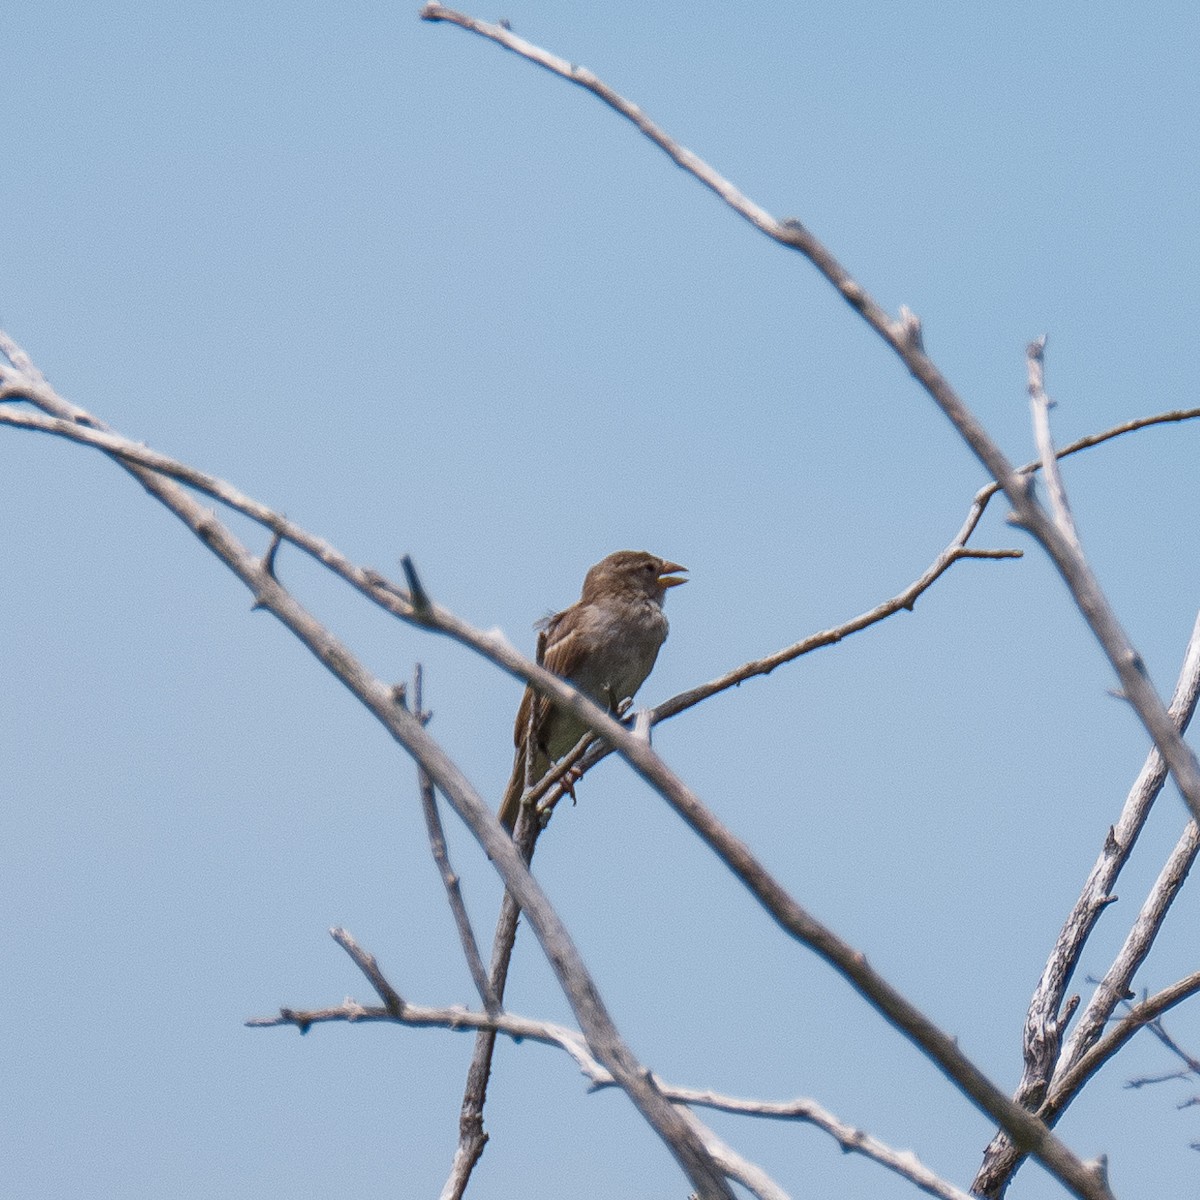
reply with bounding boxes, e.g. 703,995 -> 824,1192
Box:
262,529 -> 284,580
401,554 -> 433,616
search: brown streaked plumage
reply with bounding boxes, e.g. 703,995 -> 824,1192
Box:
499,550 -> 687,830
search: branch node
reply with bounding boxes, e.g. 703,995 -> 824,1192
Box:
280,1007 -> 312,1035
840,280 -> 867,311
894,305 -> 924,352
778,217 -> 808,243
1086,1154 -> 1110,1191
196,513 -> 220,544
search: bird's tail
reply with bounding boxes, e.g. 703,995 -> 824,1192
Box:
498,741 -> 528,831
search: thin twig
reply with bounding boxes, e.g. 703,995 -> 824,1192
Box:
1027,336 -> 1078,544
410,665 -> 498,1013
652,541 -> 1015,725
446,725 -> 595,1200
331,927 -> 407,1016
673,1108 -> 791,1200
1133,1009 -> 1200,1081
1047,972 -> 1200,1108
255,928 -> 972,1200
681,1090 -> 975,1200
444,771 -> 547,1200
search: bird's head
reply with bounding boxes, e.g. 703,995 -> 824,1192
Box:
580,550 -> 688,605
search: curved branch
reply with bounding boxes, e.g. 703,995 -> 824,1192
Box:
5,397 -> 1195,743
0,348 -> 734,1200
0,345 -> 1117,1200
419,4 -> 1200,914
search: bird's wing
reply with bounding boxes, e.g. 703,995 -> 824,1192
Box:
540,614 -> 595,679
512,606 -> 601,749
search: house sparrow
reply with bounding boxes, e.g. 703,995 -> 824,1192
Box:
499,550 -> 687,830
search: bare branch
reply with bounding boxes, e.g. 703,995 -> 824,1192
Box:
976,980 -> 1200,1196
1014,408 -> 1200,477
680,1089 -> 975,1200
331,926 -> 407,1016
1122,1007 -> 1200,1117
652,527 -> 1017,725
673,1109 -> 790,1200
1063,821 -> 1200,1076
444,791 -> 546,1200
419,7 -> 1200,896
975,611 -> 1200,1194
646,392 -> 1200,729
254,930 -> 972,1200
1048,972 -> 1200,1110
1026,336 -> 1078,544
1132,1008 -> 1200,1081
0,346 -> 735,1200
283,929 -> 787,1200
0,343 -> 1115,1200
408,666 -> 498,1014
5,399 -> 1195,748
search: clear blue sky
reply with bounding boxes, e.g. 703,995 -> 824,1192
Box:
4,3 -> 1200,1197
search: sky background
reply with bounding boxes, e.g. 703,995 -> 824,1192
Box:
4,2 -> 1200,1197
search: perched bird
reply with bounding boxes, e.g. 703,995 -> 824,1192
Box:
499,550 -> 687,830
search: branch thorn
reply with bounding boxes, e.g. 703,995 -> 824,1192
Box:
262,529 -> 283,581
401,554 -> 433,617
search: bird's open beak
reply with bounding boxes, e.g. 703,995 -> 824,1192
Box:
658,561 -> 688,588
